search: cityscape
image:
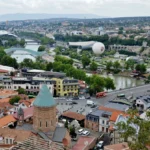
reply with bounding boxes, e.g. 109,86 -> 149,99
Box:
0,0 -> 150,150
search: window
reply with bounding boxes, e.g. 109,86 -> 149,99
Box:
10,139 -> 13,144
102,120 -> 105,124
6,138 -> 8,144
46,121 -> 48,127
40,121 -> 42,127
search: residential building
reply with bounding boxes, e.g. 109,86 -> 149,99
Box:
85,109 -> 111,132
52,78 -> 79,97
33,84 -> 57,132
3,77 -> 54,95
61,111 -> 85,127
0,128 -> 35,149
135,95 -> 150,111
72,136 -> 97,150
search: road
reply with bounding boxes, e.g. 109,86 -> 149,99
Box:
55,84 -> 150,115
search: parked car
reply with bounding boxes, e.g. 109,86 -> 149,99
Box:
78,128 -> 84,134
72,101 -> 78,104
66,99 -> 72,102
72,137 -> 78,141
72,96 -> 79,100
82,130 -> 90,136
79,96 -> 85,100
97,141 -> 104,149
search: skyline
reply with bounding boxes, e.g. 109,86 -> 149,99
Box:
0,0 -> 150,18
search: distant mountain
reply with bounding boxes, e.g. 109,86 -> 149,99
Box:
0,13 -> 107,21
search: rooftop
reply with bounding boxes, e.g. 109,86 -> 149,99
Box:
0,115 -> 16,128
62,111 -> 85,121
11,136 -> 64,150
104,142 -> 130,150
33,84 -> 56,107
72,136 -> 96,150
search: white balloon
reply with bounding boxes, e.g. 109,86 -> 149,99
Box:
92,42 -> 105,55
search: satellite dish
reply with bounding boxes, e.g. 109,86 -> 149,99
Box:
92,42 -> 105,55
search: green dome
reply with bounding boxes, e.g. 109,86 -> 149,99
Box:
33,84 -> 56,107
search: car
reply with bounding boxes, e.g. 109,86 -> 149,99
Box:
78,128 -> 84,134
72,101 -> 78,104
97,141 -> 104,148
72,97 -> 79,100
79,96 -> 85,100
66,99 -> 72,102
91,105 -> 97,108
82,130 -> 90,136
71,137 -> 78,141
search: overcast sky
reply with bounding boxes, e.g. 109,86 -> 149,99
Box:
0,0 -> 150,17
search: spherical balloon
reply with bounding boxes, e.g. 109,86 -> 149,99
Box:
92,42 -> 105,55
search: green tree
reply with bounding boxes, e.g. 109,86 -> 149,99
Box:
0,47 -> 6,59
135,64 -> 146,74
38,45 -> 46,52
106,61 -> 113,71
9,96 -> 21,105
19,39 -> 25,47
116,109 -> 150,150
70,126 -> 76,138
1,55 -> 18,69
17,87 -> 26,94
65,120 -> 69,129
46,62 -> 53,71
90,61 -> 98,71
105,77 -> 115,91
81,55 -> 90,68
125,59 -> 135,70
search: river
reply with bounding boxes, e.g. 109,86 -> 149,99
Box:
86,73 -> 144,90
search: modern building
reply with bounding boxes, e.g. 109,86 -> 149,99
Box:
33,84 -> 57,132
3,77 -> 54,95
52,78 -> 79,97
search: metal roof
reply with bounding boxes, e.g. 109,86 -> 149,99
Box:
33,84 -> 56,107
52,127 -> 67,142
5,48 -> 46,57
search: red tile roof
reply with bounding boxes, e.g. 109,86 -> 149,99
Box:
62,111 -> 85,121
99,106 -> 124,113
0,115 -> 16,128
72,136 -> 96,150
0,69 -> 8,73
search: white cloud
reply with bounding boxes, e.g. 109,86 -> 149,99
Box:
0,0 -> 150,17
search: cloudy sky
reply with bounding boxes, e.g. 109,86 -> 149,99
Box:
0,0 -> 150,17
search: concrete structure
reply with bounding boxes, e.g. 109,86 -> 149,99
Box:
33,84 -> 57,132
52,78 -> 79,97
109,45 -> 141,52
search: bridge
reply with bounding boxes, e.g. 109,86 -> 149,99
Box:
5,48 -> 46,57
25,39 -> 41,44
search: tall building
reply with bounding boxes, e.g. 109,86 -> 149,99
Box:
33,84 -> 57,132
52,78 -> 79,97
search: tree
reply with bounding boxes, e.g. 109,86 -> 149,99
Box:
19,39 -> 25,47
70,126 -> 76,138
116,109 -> 150,150
113,61 -> 121,69
106,61 -> 113,71
9,96 -> 20,105
1,55 -> 18,69
90,61 -> 98,71
81,55 -> 90,68
17,87 -> 26,94
105,77 -> 115,91
0,47 -> 6,59
46,62 -> 53,71
65,120 -> 69,129
38,45 -> 46,52
125,59 -> 135,70
135,64 -> 146,74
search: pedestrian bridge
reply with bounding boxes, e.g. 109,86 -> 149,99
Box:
5,48 -> 46,57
